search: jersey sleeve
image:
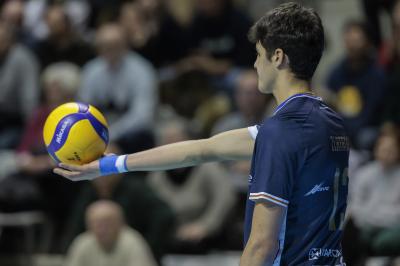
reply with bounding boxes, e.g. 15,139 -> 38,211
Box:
247,125 -> 260,140
249,119 -> 301,208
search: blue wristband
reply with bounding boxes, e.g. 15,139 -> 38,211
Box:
99,155 -> 129,176
99,155 -> 119,176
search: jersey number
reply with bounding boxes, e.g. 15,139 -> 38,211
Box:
329,167 -> 348,231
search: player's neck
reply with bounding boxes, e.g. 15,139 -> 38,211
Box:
273,73 -> 312,105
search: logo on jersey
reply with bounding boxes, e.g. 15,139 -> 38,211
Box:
309,248 -> 342,260
304,183 -> 329,196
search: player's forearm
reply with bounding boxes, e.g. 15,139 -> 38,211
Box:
125,139 -> 217,171
240,240 -> 278,266
125,128 -> 254,172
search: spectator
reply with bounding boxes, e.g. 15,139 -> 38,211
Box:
209,70 -> 274,248
34,4 -> 94,69
172,0 -> 254,91
187,0 -> 254,69
378,0 -> 400,68
24,0 -> 49,41
212,69 -> 273,134
361,0 -> 396,48
0,21 -> 39,148
0,0 -> 36,48
382,1 -> 400,123
65,200 -> 157,266
119,0 -> 188,67
148,118 -> 235,252
85,0 -> 124,29
63,171 -> 174,261
17,62 -> 82,252
0,62 -> 81,253
342,124 -> 400,265
16,62 -> 81,172
325,20 -> 386,149
79,23 -> 158,153
212,70 -> 274,190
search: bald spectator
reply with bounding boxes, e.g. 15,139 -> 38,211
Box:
0,21 -> 39,148
79,23 -> 157,153
212,70 -> 273,135
211,70 -> 274,191
34,4 -> 94,68
208,71 -> 274,247
65,200 -> 157,266
63,165 -> 174,260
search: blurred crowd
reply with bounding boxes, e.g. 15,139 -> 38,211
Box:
0,0 -> 399,265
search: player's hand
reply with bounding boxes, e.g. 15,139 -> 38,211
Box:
53,160 -> 100,181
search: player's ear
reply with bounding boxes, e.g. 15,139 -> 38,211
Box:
272,48 -> 289,70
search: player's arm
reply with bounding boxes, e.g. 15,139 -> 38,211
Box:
240,201 -> 286,266
54,128 -> 254,181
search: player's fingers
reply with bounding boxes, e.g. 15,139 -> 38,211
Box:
53,168 -> 83,181
58,163 -> 84,172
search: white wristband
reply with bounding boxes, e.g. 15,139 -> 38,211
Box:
115,155 -> 128,173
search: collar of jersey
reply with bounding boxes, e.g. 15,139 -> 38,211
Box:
273,93 -> 322,116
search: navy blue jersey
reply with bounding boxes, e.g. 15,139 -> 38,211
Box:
244,93 -> 349,265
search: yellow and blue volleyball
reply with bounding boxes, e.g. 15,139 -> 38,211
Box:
43,102 -> 109,165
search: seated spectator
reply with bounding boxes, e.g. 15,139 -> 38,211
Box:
79,23 -> 158,153
65,200 -> 157,266
148,118 -> 235,252
361,0 -> 395,47
382,1 -> 400,123
119,0 -> 189,67
0,0 -> 36,48
23,0 -> 90,43
11,62 -> 80,173
172,0 -> 254,91
209,70 -> 274,249
378,0 -> 400,68
0,62 -> 81,253
325,20 -> 386,149
212,70 -> 274,191
34,4 -> 94,69
212,69 -> 274,134
342,124 -> 400,265
63,167 -> 174,261
0,21 -> 39,148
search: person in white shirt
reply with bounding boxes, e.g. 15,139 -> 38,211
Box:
65,200 -> 157,266
343,124 -> 400,265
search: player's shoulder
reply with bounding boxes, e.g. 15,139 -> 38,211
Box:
259,115 -> 302,136
256,116 -> 304,150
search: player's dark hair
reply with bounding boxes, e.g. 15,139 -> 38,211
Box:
248,2 -> 324,81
